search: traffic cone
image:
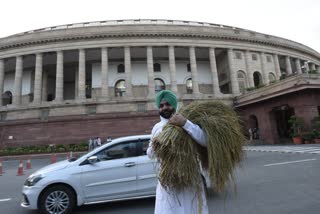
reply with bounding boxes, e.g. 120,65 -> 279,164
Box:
51,154 -> 57,164
0,159 -> 3,176
17,160 -> 24,176
26,158 -> 32,169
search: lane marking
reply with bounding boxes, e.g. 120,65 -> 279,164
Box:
264,158 -> 317,167
0,198 -> 11,202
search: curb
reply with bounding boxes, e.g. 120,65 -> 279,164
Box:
0,152 -> 86,161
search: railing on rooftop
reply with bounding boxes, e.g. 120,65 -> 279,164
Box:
12,19 -> 245,36
7,19 -> 319,56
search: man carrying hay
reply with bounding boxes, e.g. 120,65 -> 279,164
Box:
147,90 -> 209,214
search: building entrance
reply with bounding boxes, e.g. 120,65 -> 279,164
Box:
273,105 -> 294,141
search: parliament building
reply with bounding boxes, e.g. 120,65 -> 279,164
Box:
0,19 -> 319,147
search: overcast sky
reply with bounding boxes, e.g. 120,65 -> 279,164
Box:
1,0 -> 319,53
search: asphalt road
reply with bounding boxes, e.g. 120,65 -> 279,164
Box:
0,148 -> 320,214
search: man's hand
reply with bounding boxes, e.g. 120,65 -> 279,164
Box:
169,113 -> 187,127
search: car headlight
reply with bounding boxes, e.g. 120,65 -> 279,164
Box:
24,175 -> 43,187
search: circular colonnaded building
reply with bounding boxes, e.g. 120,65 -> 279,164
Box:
0,19 -> 320,147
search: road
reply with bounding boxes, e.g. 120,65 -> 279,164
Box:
1,146 -> 320,214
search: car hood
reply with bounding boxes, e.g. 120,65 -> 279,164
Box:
33,160 -> 71,176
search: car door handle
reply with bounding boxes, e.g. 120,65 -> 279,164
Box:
124,162 -> 136,167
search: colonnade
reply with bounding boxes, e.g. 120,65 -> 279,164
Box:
0,46 -> 319,107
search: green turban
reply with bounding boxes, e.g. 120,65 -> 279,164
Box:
155,90 -> 178,110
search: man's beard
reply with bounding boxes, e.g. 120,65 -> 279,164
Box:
159,109 -> 175,119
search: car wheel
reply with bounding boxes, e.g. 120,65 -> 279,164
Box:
39,184 -> 76,214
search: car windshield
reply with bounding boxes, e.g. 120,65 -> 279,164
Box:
68,140 -> 114,162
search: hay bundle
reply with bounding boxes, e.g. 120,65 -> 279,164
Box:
153,100 -> 245,193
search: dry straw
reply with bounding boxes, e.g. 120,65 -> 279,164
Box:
153,100 -> 246,194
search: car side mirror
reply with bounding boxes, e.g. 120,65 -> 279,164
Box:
88,156 -> 98,164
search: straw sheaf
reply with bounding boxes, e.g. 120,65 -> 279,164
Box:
153,100 -> 245,193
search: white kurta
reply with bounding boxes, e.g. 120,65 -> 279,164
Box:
147,116 -> 209,214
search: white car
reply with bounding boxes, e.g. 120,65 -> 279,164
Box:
21,134 -> 211,214
21,135 -> 157,214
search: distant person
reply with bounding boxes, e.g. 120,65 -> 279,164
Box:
97,137 -> 101,147
106,136 -> 112,143
93,137 -> 98,149
88,138 -> 94,151
249,128 -> 253,140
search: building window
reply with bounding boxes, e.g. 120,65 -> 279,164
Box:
187,63 -> 191,72
154,63 -> 161,72
266,55 -> 272,62
186,78 -> 193,94
252,54 -> 257,61
137,103 -> 146,112
40,108 -> 50,120
237,72 -> 245,79
268,73 -> 276,82
253,71 -> 262,87
47,94 -> 54,102
154,78 -> 166,92
2,91 -> 12,105
0,112 -> 7,121
237,71 -> 247,93
86,105 -> 97,115
117,64 -> 125,73
115,79 -> 126,97
235,52 -> 242,59
234,30 -> 240,34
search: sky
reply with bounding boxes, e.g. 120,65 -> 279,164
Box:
1,0 -> 319,53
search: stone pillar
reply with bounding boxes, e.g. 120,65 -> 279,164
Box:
0,59 -> 4,106
75,70 -> 78,98
55,51 -> 64,102
317,65 -> 320,73
209,48 -> 221,95
285,56 -> 293,75
147,46 -> 155,98
260,52 -> 269,85
189,47 -> 200,94
227,49 -> 240,95
101,47 -> 109,99
33,53 -> 43,104
245,50 -> 254,87
78,49 -> 86,101
273,54 -> 281,79
42,70 -> 47,101
168,46 -> 178,94
13,56 -> 23,105
310,63 -> 316,71
295,59 -> 302,74
124,47 -> 133,97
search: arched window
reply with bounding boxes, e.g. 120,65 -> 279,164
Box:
253,71 -> 262,87
186,78 -> 193,94
268,72 -> 276,83
2,91 -> 12,105
237,71 -> 247,93
115,79 -> 126,97
117,64 -> 125,73
154,63 -> 161,72
154,78 -> 165,92
187,63 -> 191,72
